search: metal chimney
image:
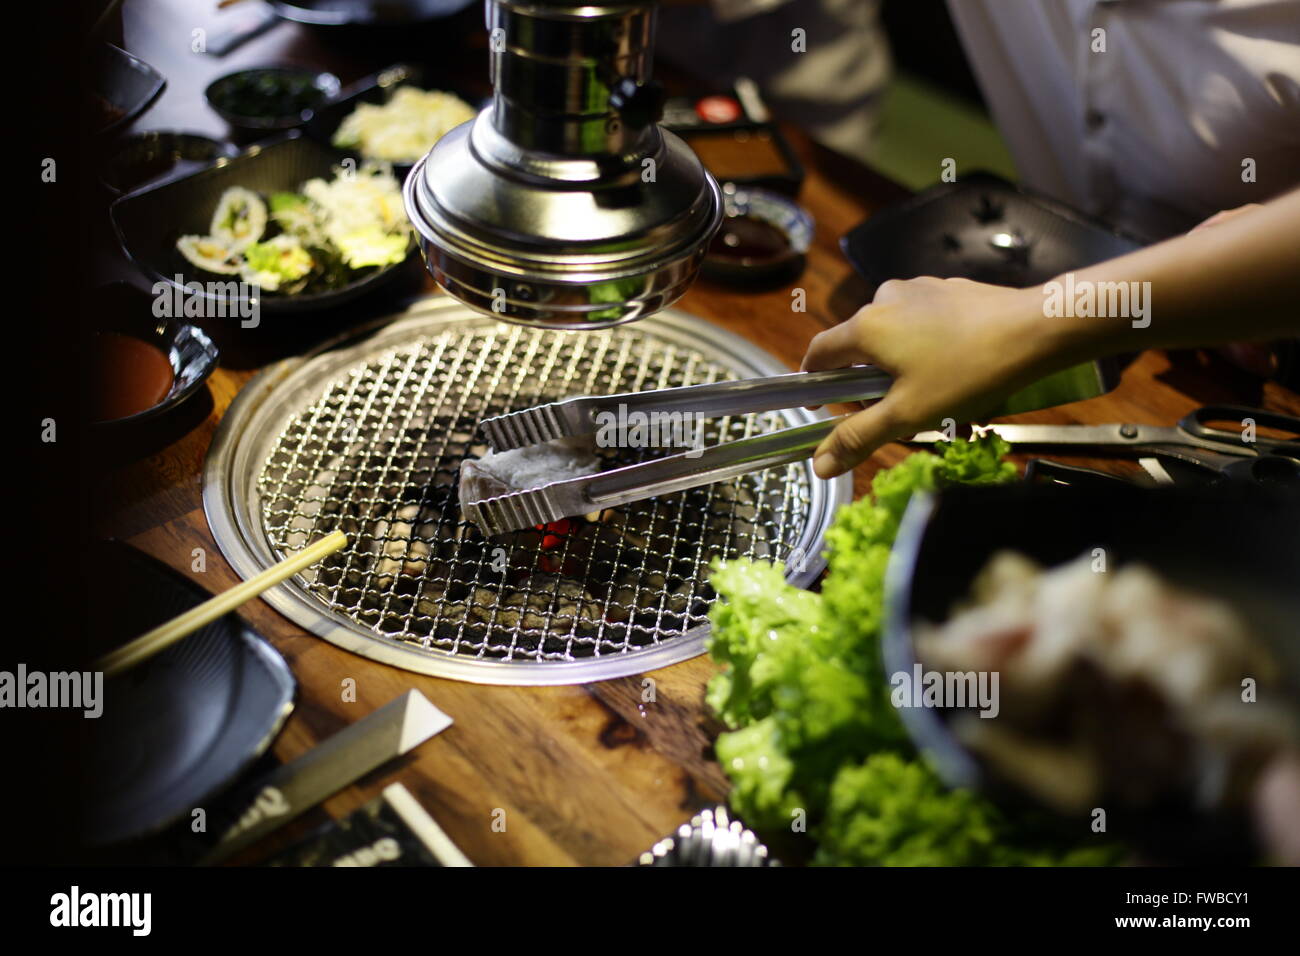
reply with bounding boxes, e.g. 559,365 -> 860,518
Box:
403,1 -> 722,329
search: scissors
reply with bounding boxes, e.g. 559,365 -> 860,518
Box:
908,404 -> 1300,485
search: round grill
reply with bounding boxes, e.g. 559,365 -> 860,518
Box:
204,297 -> 851,684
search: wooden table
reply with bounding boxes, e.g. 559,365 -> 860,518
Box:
95,1 -> 1299,866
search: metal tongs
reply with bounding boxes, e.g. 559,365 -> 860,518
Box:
463,366 -> 892,534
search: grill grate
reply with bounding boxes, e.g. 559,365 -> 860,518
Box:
257,322 -> 810,662
204,299 -> 848,682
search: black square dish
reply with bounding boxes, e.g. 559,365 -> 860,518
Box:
91,43 -> 166,138
841,172 -> 1146,288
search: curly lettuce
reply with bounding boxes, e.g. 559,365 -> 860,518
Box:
705,436 -> 1120,866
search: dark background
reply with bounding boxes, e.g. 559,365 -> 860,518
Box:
881,0 -> 987,108
7,1 -> 91,868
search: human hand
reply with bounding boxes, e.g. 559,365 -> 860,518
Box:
801,277 -> 1052,479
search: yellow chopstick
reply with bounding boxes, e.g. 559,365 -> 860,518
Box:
97,531 -> 348,678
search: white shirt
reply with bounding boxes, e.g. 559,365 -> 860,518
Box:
948,0 -> 1300,238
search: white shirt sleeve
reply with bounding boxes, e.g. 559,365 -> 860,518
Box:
947,0 -> 1300,239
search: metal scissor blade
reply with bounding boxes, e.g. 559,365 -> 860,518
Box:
1138,457 -> 1177,485
922,422 -> 1265,461
908,423 -> 1148,446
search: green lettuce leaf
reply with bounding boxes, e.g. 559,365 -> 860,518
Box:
705,436 -> 1122,865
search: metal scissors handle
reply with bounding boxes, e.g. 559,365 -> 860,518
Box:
1177,404 -> 1300,459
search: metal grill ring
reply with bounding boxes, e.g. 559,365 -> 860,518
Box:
203,297 -> 852,684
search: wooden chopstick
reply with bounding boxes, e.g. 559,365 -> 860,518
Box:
97,531 -> 348,678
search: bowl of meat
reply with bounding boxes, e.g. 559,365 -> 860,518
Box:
884,481 -> 1300,863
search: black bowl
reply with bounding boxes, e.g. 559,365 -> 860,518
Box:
85,283 -> 220,427
303,62 -> 483,181
101,130 -> 239,197
884,482 -> 1300,862
90,43 -> 166,138
205,66 -> 341,132
110,132 -> 415,315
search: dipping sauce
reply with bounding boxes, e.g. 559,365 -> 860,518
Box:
707,213 -> 793,265
90,333 -> 174,422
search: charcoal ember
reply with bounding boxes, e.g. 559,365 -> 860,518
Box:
497,575 -> 603,630
416,586 -> 502,629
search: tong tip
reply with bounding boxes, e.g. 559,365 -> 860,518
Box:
463,485 -> 575,536
480,405 -> 569,452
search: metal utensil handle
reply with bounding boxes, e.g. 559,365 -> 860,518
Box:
580,366 -> 891,424
328,64 -> 415,105
586,416 -> 844,507
1181,404 -> 1300,458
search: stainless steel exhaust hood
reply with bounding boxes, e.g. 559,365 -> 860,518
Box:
403,1 -> 723,329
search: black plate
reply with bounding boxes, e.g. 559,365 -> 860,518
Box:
101,130 -> 240,197
841,172 -> 1145,288
304,63 -> 483,182
110,131 -> 416,315
884,482 -> 1300,862
85,541 -> 295,847
91,43 -> 166,138
85,282 -> 220,427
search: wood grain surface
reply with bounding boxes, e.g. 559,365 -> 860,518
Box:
90,0 -> 1299,866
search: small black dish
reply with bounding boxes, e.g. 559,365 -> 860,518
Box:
701,183 -> 813,285
85,282 -> 219,427
90,43 -> 166,138
884,482 -> 1300,863
84,540 -> 295,847
205,66 -> 342,132
111,132 -> 415,316
304,62 -> 483,181
101,130 -> 239,197
841,171 -> 1146,288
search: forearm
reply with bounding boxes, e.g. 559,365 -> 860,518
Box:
801,190 -> 1300,476
1026,189 -> 1300,373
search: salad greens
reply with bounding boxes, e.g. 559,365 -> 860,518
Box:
176,164 -> 411,296
706,436 -> 1121,866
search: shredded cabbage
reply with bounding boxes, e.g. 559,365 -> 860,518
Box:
332,87 -> 477,163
